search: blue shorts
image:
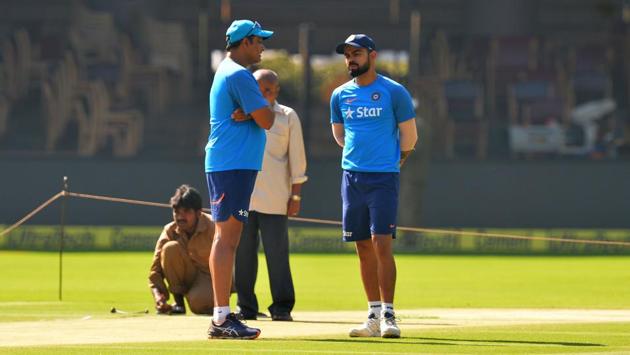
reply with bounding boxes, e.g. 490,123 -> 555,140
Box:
206,170 -> 258,223
341,170 -> 399,242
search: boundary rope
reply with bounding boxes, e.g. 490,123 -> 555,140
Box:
2,190 -> 630,247
0,192 -> 63,237
290,216 -> 630,247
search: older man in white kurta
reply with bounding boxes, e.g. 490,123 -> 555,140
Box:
235,69 -> 307,322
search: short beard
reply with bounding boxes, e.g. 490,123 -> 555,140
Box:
349,59 -> 370,78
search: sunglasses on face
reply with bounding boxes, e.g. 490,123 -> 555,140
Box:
243,21 -> 261,38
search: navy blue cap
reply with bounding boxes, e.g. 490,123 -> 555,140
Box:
335,34 -> 376,54
226,20 -> 274,45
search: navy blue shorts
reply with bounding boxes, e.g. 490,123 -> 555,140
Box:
206,170 -> 258,223
341,170 -> 399,242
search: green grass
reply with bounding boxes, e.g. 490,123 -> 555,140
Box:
3,252 -> 630,353
3,322 -> 630,354
3,252 -> 630,321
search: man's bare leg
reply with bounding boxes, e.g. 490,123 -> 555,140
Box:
371,234 -> 399,338
207,215 -> 261,339
349,239 -> 383,337
210,215 -> 243,308
371,234 -> 396,303
355,239 -> 380,301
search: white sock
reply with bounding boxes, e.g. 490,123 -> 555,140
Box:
213,306 -> 230,325
382,303 -> 395,318
368,301 -> 381,319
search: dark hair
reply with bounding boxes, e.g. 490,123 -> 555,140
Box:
226,36 -> 254,51
170,185 -> 202,211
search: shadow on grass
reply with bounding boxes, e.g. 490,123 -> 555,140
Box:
414,337 -> 604,347
289,337 -> 604,348
291,338 -> 490,347
289,319 -> 456,327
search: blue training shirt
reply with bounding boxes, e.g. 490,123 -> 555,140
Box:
330,75 -> 415,173
205,57 -> 269,172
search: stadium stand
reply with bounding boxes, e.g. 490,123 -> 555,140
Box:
439,79 -> 487,160
0,0 -> 627,161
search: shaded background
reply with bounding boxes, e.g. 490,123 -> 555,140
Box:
0,0 -> 629,228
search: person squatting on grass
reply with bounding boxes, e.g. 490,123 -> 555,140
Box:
233,69 -> 308,322
330,34 -> 418,338
204,19 -> 275,340
148,185 -> 214,315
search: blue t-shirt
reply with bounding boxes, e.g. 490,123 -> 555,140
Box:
330,75 -> 415,172
205,58 -> 269,172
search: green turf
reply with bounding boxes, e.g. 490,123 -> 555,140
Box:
3,252 -> 630,353
2,252 -> 630,323
3,322 -> 630,354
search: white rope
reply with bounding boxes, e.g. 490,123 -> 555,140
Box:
2,190 -> 630,248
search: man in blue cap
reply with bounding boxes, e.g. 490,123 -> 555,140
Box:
205,19 -> 275,340
330,34 -> 418,339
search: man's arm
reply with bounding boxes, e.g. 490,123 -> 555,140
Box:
232,106 -> 275,130
332,123 -> 345,147
230,70 -> 275,129
249,106 -> 275,130
399,118 -> 418,167
287,110 -> 308,216
148,232 -> 172,314
287,183 -> 304,216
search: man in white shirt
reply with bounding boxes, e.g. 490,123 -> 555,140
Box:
234,69 -> 308,322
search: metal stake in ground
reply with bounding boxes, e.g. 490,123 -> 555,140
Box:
59,176 -> 68,301
110,307 -> 149,314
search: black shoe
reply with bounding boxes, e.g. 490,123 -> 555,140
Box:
256,311 -> 269,319
208,313 -> 261,339
170,304 -> 186,315
271,312 -> 293,321
237,311 -> 268,320
237,311 -> 258,320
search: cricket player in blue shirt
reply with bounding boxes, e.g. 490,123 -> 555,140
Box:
205,19 -> 275,340
330,34 -> 418,338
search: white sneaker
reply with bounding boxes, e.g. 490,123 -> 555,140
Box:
381,314 -> 400,338
349,317 -> 380,337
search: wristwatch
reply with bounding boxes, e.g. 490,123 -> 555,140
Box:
290,194 -> 302,201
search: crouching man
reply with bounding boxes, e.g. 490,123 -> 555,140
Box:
148,184 -> 214,315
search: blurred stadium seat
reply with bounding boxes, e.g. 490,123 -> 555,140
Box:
439,79 -> 488,159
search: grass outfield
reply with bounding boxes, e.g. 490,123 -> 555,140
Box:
3,252 -> 630,313
2,252 -> 630,353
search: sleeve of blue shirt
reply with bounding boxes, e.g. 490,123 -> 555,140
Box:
330,89 -> 343,124
229,70 -> 269,114
391,84 -> 416,123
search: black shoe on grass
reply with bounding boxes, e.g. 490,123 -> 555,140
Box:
271,312 -> 293,321
236,311 -> 269,320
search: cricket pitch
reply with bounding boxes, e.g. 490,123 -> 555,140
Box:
2,309 -> 630,347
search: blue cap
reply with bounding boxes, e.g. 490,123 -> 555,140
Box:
335,34 -> 376,54
226,20 -> 274,45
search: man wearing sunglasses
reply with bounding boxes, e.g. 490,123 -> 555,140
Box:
205,19 -> 275,340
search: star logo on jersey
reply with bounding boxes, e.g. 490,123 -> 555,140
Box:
371,92 -> 381,101
344,107 -> 355,119
238,209 -> 249,217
